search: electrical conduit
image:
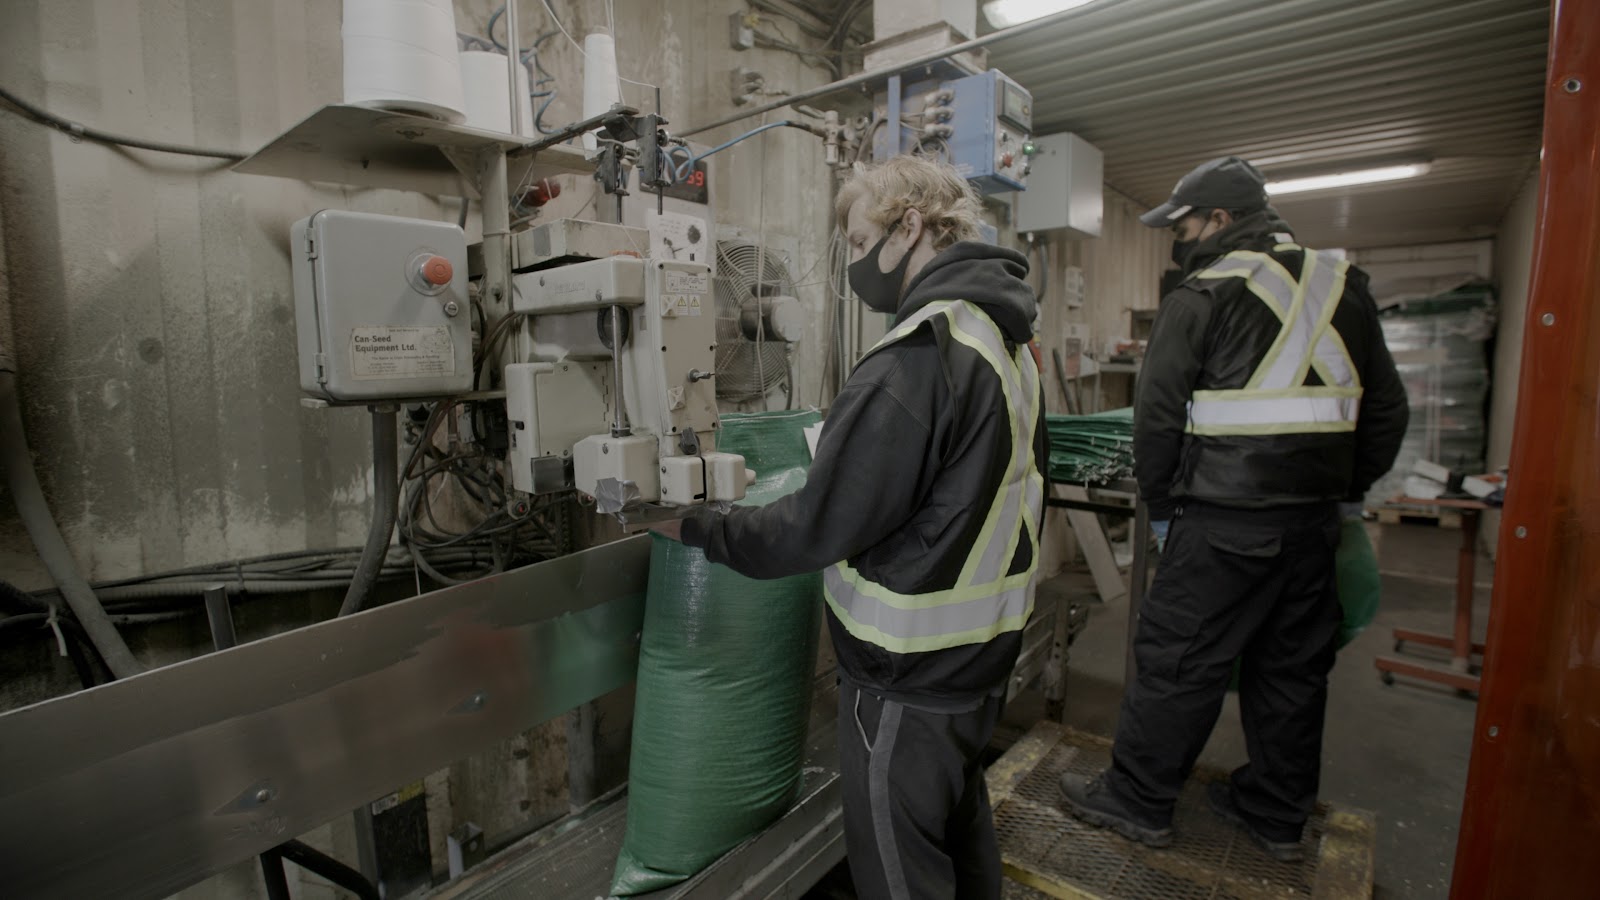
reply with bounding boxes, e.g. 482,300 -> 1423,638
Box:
337,408 -> 401,618
0,371 -> 144,679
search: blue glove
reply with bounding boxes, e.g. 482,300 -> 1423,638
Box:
1151,519 -> 1171,551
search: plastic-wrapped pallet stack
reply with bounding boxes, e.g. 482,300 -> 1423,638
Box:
1368,283 -> 1496,505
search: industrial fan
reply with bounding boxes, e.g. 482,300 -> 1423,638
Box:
713,240 -> 805,403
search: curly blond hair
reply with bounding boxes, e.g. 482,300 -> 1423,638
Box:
834,156 -> 983,250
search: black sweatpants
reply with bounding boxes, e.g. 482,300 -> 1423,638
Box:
1106,501 -> 1343,840
838,682 -> 1003,900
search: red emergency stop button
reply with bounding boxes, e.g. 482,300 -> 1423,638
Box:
421,255 -> 453,286
1001,152 -> 1015,168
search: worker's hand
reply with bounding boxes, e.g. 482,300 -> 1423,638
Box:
650,519 -> 685,542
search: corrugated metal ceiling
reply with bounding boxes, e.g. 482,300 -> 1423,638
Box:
984,0 -> 1549,249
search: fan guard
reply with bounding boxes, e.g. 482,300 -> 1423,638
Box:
713,240 -> 796,402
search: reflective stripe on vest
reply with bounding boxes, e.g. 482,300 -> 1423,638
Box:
1185,248 -> 1362,436
824,300 -> 1044,654
1190,249 -> 1358,392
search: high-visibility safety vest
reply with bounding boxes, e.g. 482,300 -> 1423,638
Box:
1184,245 -> 1362,436
822,300 -> 1045,655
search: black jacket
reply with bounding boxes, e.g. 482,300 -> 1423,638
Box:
682,241 -> 1047,710
1136,210 -> 1408,519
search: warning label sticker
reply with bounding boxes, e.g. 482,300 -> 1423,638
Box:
664,270 -> 709,296
349,326 -> 455,380
660,294 -> 703,317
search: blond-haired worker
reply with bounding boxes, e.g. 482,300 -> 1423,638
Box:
656,156 -> 1047,899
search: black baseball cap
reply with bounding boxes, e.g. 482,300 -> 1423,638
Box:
1139,156 -> 1269,228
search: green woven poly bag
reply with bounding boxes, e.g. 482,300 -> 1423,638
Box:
1334,516 -> 1381,646
611,410 -> 824,896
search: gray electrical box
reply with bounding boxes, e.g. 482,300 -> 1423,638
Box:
1013,132 -> 1104,238
291,210 -> 472,401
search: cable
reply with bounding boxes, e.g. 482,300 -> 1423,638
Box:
1,371 -> 144,679
392,398 -> 563,575
752,31 -> 842,76
37,559 -> 496,603
828,0 -> 871,47
337,408 -> 400,618
0,85 -> 245,161
538,0 -> 657,92
486,5 -> 510,51
673,120 -> 809,180
0,611 -> 104,689
486,9 -> 562,133
1,577 -> 49,614
537,0 -> 586,60
20,545 -> 488,596
747,2 -> 831,40
474,312 -> 527,388
857,117 -> 883,163
534,91 -> 561,135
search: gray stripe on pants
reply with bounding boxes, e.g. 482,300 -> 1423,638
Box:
868,698 -> 910,900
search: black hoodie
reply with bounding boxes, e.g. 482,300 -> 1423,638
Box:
681,241 -> 1048,709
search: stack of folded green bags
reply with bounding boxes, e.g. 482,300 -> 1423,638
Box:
1045,407 -> 1135,485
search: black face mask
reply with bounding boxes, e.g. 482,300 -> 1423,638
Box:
847,223 -> 913,314
1171,237 -> 1197,268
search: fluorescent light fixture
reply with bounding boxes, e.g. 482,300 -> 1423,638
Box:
983,0 -> 1105,29
1264,163 -> 1431,196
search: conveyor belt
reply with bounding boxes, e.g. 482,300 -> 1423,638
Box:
428,721 -> 842,900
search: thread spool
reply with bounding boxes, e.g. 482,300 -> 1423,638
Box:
342,0 -> 466,123
459,50 -> 535,136
581,32 -> 621,151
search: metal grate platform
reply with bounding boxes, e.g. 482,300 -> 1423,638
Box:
1003,880 -> 1057,900
987,722 -> 1376,900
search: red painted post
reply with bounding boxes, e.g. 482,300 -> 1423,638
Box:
1451,1 -> 1600,896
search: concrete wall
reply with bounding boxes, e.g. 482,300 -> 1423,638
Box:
0,1 -> 417,592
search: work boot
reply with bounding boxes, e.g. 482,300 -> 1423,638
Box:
1058,772 -> 1173,848
1206,780 -> 1306,863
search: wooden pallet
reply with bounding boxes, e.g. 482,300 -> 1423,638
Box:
1376,505 -> 1463,529
989,722 -> 1377,900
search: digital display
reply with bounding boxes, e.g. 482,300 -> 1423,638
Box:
662,159 -> 710,205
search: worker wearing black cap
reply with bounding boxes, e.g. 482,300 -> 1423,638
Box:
1059,156 -> 1408,861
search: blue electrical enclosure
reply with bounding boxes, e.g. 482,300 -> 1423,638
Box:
944,70 -> 1033,194
870,67 -> 1033,195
